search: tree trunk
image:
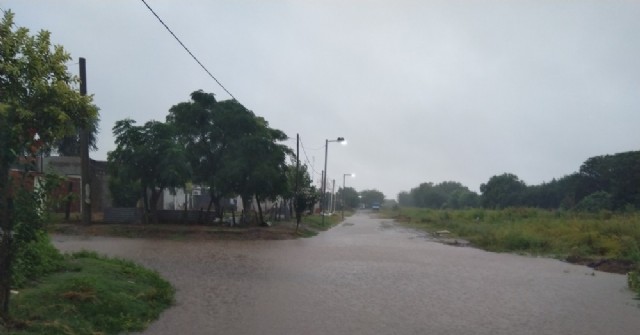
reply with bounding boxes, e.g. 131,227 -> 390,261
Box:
215,197 -> 223,223
256,195 -> 265,226
207,193 -> 215,224
142,187 -> 150,224
64,181 -> 72,221
289,199 -> 293,220
240,194 -> 250,225
206,195 -> 214,213
0,163 -> 13,320
231,207 -> 236,226
149,188 -> 162,225
270,203 -> 276,222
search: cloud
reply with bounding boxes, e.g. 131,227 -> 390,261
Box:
4,0 -> 640,199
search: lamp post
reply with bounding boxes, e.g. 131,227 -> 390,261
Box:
322,137 -> 345,225
342,173 -> 355,219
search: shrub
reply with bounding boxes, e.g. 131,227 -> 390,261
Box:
502,232 -> 549,252
575,191 -> 613,212
11,232 -> 64,288
10,172 -> 66,287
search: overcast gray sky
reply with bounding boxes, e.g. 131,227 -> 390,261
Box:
3,0 -> 639,199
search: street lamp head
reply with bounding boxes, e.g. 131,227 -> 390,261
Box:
327,137 -> 346,144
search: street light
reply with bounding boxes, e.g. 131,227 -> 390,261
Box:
342,173 -> 355,219
322,137 -> 345,225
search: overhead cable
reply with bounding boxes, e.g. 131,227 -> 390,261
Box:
140,0 -> 237,100
299,136 -> 322,177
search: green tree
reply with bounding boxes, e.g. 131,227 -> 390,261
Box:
218,103 -> 291,224
167,92 -> 246,221
480,173 -> 527,209
51,111 -> 100,156
397,191 -> 414,207
411,182 -> 442,208
337,186 -> 360,210
292,164 -> 319,230
107,162 -> 141,207
579,151 -> 640,209
400,181 -> 480,209
107,119 -> 190,224
0,10 -> 96,319
448,188 -> 481,209
360,189 -> 385,207
167,93 -> 291,224
574,191 -> 613,212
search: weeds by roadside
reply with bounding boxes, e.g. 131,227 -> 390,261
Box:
5,251 -> 174,335
383,207 -> 640,296
297,212 -> 350,237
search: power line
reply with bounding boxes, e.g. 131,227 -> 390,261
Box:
299,136 -> 322,177
140,0 -> 237,101
302,144 -> 325,151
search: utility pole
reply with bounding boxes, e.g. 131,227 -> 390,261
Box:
320,170 -> 325,212
79,57 -> 91,224
321,139 -> 328,219
331,179 -> 336,213
295,133 -> 301,232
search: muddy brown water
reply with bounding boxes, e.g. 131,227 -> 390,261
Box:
52,211 -> 639,335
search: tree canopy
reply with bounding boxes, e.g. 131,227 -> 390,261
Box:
359,189 -> 385,207
480,173 -> 527,209
51,111 -> 100,156
107,119 -> 190,224
337,186 -> 360,210
110,91 -> 293,224
0,10 -> 97,319
398,150 -> 640,212
398,181 -> 480,209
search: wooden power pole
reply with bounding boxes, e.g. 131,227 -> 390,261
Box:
79,57 -> 91,224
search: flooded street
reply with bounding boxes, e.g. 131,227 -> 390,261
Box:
52,211 -> 639,334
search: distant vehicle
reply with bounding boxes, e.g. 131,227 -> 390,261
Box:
371,202 -> 380,211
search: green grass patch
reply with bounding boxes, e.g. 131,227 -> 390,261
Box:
5,251 -> 174,334
297,213 -> 348,237
384,207 -> 640,295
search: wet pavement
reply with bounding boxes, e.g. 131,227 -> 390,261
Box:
52,211 -> 640,335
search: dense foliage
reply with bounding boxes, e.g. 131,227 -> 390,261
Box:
398,150 -> 640,212
107,119 -> 190,224
336,186 -> 360,210
359,189 -> 385,208
0,10 -> 96,319
399,181 -> 480,209
109,91 -> 295,225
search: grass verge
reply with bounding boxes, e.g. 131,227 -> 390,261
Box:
297,212 -> 349,237
384,207 -> 640,296
4,251 -> 174,334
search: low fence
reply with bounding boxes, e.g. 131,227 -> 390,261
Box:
103,207 -> 141,223
104,204 -> 292,224
104,207 -> 225,224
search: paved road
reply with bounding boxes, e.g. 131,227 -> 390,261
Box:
53,211 -> 640,334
